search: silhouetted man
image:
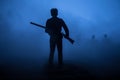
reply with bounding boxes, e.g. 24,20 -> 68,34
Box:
45,8 -> 69,65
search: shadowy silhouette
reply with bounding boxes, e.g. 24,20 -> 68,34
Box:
104,34 -> 108,38
92,35 -> 95,39
45,8 -> 69,65
42,63 -> 96,80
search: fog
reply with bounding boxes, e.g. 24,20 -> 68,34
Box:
0,0 -> 120,79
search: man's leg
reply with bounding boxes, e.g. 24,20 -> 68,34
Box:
49,38 -> 56,64
57,39 -> 63,65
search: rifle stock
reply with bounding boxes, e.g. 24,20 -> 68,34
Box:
30,22 -> 74,44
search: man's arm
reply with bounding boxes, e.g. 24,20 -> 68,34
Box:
45,20 -> 49,33
62,19 -> 69,37
45,20 -> 53,36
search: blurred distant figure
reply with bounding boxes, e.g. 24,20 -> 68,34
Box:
104,34 -> 108,38
92,35 -> 95,39
45,8 -> 69,65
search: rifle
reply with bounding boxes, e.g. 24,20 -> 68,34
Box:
30,22 -> 74,44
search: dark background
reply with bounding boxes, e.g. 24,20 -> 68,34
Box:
0,0 -> 120,80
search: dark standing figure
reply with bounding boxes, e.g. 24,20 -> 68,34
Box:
92,35 -> 95,39
104,34 -> 108,38
45,8 -> 69,65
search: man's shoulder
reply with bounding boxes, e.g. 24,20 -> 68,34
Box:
47,17 -> 64,24
48,17 -> 63,20
57,17 -> 63,21
47,18 -> 52,21
57,18 -> 65,23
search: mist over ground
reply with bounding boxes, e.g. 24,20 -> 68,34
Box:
0,0 -> 120,79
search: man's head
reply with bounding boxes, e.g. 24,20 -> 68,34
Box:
51,8 -> 58,17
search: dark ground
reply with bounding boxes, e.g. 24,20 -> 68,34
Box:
0,60 -> 120,80
0,38 -> 120,80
